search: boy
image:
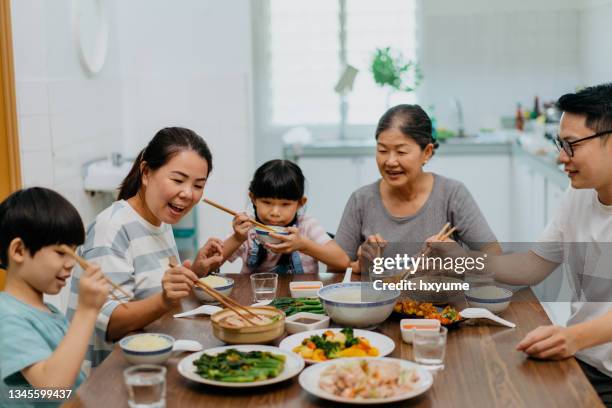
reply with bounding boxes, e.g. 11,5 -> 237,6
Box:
0,187 -> 108,406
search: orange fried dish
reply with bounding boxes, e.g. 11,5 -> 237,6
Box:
394,299 -> 461,325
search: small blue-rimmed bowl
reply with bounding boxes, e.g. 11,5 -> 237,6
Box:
317,282 -> 400,328
194,276 -> 234,303
254,226 -> 289,245
119,333 -> 175,365
465,285 -> 513,314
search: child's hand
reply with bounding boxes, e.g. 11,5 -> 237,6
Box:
161,264 -> 199,307
232,212 -> 252,242
77,264 -> 109,311
265,227 -> 305,254
191,238 -> 224,276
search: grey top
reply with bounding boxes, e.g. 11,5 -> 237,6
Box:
335,173 -> 497,260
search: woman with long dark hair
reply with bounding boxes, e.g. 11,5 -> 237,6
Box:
67,127 -> 223,370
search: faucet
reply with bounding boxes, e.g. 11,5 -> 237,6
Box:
452,98 -> 465,138
111,152 -> 123,167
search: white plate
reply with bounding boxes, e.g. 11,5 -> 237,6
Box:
278,329 -> 395,364
299,357 -> 433,404
177,345 -> 305,388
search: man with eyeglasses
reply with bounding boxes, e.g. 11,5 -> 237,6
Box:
429,83 -> 612,406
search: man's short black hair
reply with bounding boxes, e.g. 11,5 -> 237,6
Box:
557,83 -> 612,139
0,187 -> 84,267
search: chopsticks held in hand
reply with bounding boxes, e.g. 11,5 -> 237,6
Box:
58,245 -> 129,308
420,223 -> 458,258
202,198 -> 276,233
168,259 -> 264,327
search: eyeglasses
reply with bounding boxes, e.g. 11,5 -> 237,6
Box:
554,130 -> 612,157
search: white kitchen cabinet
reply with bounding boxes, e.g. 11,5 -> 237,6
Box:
298,157 -> 363,234
427,154 -> 512,242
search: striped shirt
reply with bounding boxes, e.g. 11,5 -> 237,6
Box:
66,200 -> 179,372
228,215 -> 331,274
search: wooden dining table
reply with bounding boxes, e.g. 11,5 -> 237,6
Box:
64,273 -> 603,408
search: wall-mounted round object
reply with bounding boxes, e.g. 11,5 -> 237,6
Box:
71,0 -> 109,76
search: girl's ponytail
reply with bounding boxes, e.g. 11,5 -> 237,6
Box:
118,149 -> 145,200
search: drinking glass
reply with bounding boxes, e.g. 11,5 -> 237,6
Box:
124,365 -> 166,408
413,326 -> 448,371
250,272 -> 278,302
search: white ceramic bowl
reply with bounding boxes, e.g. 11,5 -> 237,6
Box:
254,226 -> 289,245
194,276 -> 234,303
119,333 -> 175,365
285,312 -> 330,334
317,282 -> 400,328
289,281 -> 323,298
400,319 -> 441,344
465,285 -> 513,314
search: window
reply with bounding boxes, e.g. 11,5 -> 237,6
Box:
254,0 -> 419,140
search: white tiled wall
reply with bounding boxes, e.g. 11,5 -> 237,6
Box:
418,0 -> 583,134
580,0 -> 612,85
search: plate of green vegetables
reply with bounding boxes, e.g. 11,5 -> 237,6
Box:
177,345 -> 305,388
269,297 -> 325,316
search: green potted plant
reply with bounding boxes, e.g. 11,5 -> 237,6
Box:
371,47 -> 423,107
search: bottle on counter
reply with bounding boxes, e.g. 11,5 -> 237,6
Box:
515,103 -> 525,131
531,96 -> 541,119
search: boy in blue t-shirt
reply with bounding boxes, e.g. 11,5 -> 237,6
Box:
0,187 -> 108,405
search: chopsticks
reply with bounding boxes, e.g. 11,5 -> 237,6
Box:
202,198 -> 277,233
58,245 -> 129,308
168,259 -> 264,327
401,223 -> 458,280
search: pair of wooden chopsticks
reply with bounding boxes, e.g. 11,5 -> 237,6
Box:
58,245 -> 129,308
400,222 -> 459,280
168,259 -> 264,327
435,222 -> 457,242
202,198 -> 277,233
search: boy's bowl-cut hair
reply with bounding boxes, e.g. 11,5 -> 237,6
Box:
0,187 -> 85,266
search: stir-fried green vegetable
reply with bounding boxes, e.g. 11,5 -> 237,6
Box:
269,297 -> 325,316
193,349 -> 286,382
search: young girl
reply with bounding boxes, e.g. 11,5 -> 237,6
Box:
221,160 -> 349,274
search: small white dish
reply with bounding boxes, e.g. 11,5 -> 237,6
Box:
285,312 -> 330,334
119,333 -> 175,365
299,357 -> 434,404
465,285 -> 513,314
400,319 -> 441,344
177,345 -> 304,388
290,281 -> 323,298
254,226 -> 289,245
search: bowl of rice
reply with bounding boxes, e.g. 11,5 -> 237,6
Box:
119,333 -> 175,365
194,275 -> 234,303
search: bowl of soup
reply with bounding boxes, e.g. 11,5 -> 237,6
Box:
119,333 -> 175,365
317,282 -> 400,328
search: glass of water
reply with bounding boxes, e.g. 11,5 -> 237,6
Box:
413,326 -> 448,371
250,272 -> 278,302
124,364 -> 166,408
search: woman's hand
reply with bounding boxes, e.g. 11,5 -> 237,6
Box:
359,234 -> 387,262
191,238 -> 224,276
232,212 -> 252,242
161,264 -> 199,307
516,325 -> 581,360
265,227 -> 306,254
77,263 -> 110,311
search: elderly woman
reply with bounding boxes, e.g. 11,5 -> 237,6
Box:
334,104 -> 502,274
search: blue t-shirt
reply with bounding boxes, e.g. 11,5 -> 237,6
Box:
0,292 -> 86,407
